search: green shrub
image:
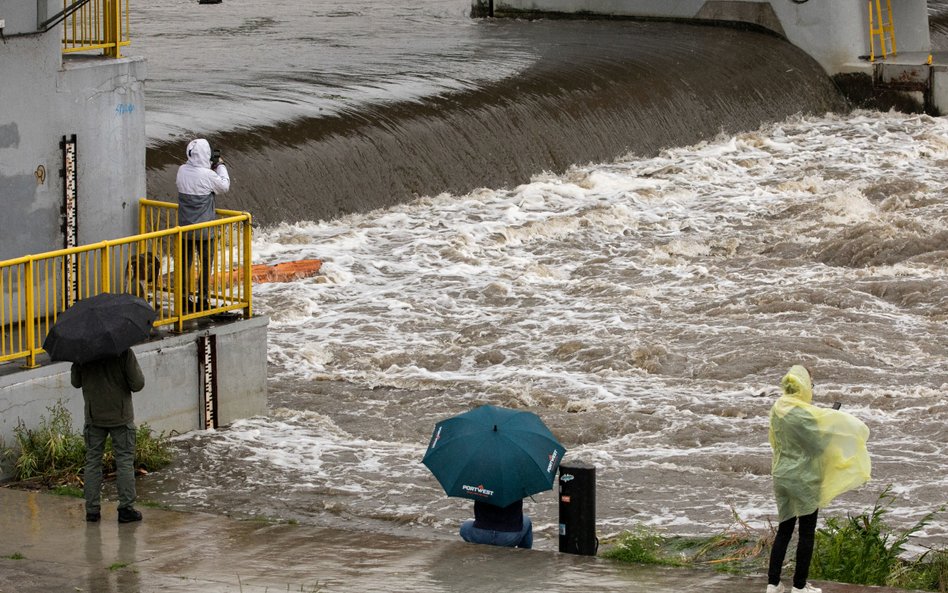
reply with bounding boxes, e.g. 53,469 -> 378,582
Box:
2,401 -> 173,487
133,423 -> 173,470
811,485 -> 943,589
9,401 -> 85,484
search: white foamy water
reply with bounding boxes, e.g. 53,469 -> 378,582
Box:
145,110 -> 948,549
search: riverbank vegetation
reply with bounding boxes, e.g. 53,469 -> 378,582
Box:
602,489 -> 947,592
0,401 -> 172,489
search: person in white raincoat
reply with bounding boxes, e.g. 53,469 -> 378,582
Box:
765,365 -> 871,593
176,138 -> 230,311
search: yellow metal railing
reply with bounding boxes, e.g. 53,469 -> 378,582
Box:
62,0 -> 130,58
868,0 -> 897,62
0,200 -> 252,368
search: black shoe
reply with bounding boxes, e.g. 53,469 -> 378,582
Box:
86,511 -> 101,523
117,507 -> 142,523
186,297 -> 211,313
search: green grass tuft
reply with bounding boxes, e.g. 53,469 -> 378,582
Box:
51,484 -> 84,498
600,525 -> 686,567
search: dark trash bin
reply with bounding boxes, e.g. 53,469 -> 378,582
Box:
558,461 -> 598,555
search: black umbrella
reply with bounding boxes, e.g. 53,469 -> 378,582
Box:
43,293 -> 157,364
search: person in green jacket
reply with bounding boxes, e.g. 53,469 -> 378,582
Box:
71,348 -> 145,523
765,365 -> 871,593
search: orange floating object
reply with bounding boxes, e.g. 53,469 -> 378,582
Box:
211,259 -> 322,288
250,259 -> 322,283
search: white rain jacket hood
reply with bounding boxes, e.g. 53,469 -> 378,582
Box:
176,138 -> 230,228
186,138 -> 212,169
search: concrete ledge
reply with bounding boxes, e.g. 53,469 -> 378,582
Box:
0,316 -> 269,477
695,1 -> 784,38
488,2 -> 781,36
481,0 -> 932,78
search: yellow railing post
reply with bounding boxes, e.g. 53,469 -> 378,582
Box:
111,0 -> 122,58
175,229 -> 184,333
24,259 -> 37,368
875,0 -> 887,57
885,0 -> 897,56
101,244 -> 111,293
243,216 -> 253,319
0,268 -> 5,361
868,0 -> 897,62
869,0 -> 880,62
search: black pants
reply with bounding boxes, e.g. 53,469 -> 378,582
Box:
768,509 -> 818,589
184,238 -> 214,306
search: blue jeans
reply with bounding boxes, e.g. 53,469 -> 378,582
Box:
460,516 -> 533,549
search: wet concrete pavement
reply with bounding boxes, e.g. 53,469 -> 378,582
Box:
0,487 -> 920,593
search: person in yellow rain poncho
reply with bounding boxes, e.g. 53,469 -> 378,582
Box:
765,365 -> 871,593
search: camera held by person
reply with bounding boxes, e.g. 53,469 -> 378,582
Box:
210,148 -> 223,170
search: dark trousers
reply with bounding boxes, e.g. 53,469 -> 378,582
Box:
768,509 -> 819,589
83,423 -> 137,513
184,238 -> 214,306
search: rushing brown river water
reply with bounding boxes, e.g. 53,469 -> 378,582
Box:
130,0 -> 948,556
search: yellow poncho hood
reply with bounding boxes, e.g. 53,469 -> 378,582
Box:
769,365 -> 871,521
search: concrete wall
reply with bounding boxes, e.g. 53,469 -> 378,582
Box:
0,3 -> 270,482
933,64 -> 948,115
0,0 -> 146,261
0,316 -> 269,478
485,0 -> 931,76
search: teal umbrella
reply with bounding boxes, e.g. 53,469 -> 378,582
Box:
422,405 -> 567,508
